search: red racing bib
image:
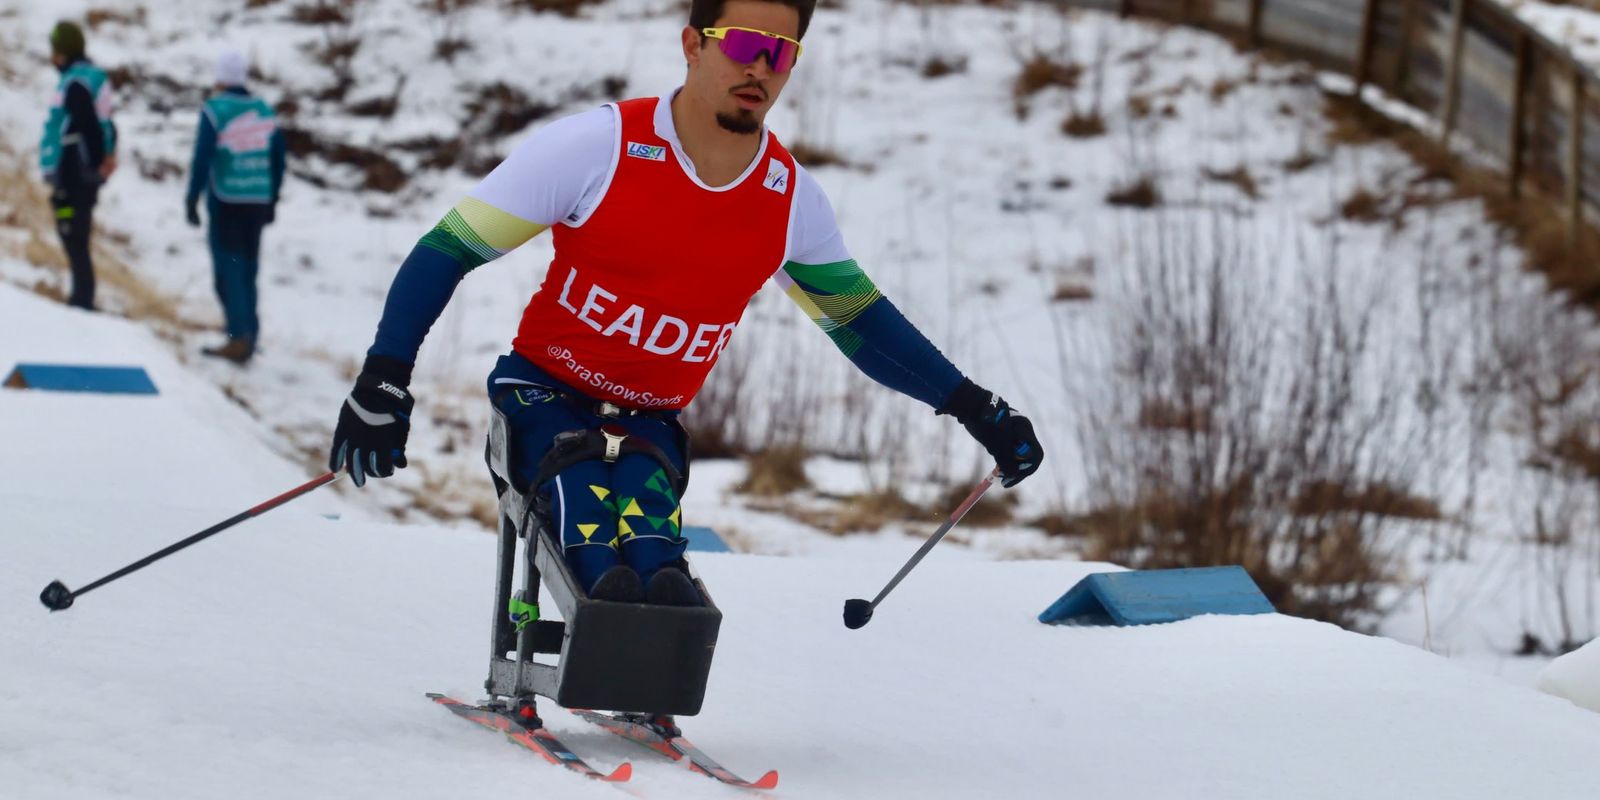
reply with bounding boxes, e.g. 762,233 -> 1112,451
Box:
513,97 -> 797,410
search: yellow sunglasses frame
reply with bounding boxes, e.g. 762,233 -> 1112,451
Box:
699,26 -> 805,65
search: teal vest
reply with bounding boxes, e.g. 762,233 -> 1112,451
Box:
204,93 -> 278,203
39,62 -> 115,177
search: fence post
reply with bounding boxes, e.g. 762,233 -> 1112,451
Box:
1509,32 -> 1530,200
1248,0 -> 1265,47
1569,66 -> 1585,249
1356,0 -> 1380,93
1439,0 -> 1467,144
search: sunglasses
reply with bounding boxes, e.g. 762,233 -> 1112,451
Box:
701,26 -> 803,74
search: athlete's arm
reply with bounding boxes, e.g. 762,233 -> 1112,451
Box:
367,105 -> 617,363
63,80 -> 106,169
185,110 -> 216,209
777,166 -> 965,409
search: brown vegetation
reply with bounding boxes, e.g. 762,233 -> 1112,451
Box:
736,446 -> 812,497
1203,166 -> 1258,199
1105,176 -> 1160,208
1061,111 -> 1107,139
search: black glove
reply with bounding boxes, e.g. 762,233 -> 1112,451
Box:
264,203 -> 276,225
940,378 -> 1042,488
329,355 -> 415,487
185,200 -> 201,228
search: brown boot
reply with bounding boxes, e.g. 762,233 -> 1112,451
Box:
201,335 -> 255,364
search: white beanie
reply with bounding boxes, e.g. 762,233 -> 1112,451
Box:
215,50 -> 249,87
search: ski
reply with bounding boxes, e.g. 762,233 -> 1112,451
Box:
571,709 -> 779,790
427,694 -> 631,783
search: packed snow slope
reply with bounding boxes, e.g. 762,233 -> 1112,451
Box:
4,284 -> 1599,799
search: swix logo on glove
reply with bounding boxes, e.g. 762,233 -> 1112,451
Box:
377,381 -> 408,399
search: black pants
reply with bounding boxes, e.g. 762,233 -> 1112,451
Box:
51,185 -> 98,311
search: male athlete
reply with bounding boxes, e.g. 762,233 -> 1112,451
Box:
329,0 -> 1043,606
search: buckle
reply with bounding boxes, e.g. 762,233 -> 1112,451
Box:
597,401 -> 622,418
599,424 -> 628,462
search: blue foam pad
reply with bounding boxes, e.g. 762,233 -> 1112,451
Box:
681,525 -> 731,553
3,363 -> 159,395
1038,566 -> 1274,626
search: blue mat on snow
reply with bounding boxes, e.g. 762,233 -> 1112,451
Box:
1038,566 -> 1274,626
681,526 -> 731,553
3,363 -> 159,395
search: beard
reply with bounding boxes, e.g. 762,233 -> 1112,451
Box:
715,109 -> 761,135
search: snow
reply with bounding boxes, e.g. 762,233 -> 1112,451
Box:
1538,636 -> 1600,715
5,279 -> 1600,798
3,0 -> 1600,780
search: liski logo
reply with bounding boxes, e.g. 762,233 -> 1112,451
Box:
763,158 -> 789,194
626,142 -> 667,161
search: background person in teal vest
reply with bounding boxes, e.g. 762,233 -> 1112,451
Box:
40,21 -> 117,311
185,50 -> 286,365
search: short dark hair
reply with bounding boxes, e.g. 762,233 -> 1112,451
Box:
689,0 -> 816,40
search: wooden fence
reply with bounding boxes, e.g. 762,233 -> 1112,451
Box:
1061,0 -> 1600,245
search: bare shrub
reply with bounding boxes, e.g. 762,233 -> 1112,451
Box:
1322,88 -> 1600,310
737,446 -> 812,496
787,140 -> 849,169
1013,53 -> 1082,105
1052,282 -> 1092,302
1339,187 -> 1385,223
1066,213 -> 1442,630
1061,111 -> 1107,138
506,0 -> 607,17
921,55 -> 967,78
1203,166 -> 1258,199
1105,176 -> 1160,208
85,7 -> 147,29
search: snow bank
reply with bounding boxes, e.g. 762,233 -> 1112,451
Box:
1538,637 -> 1600,714
5,283 -> 1600,799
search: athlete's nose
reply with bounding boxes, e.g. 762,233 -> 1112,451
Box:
743,57 -> 773,82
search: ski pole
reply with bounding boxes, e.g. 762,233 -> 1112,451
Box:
842,467 -> 1000,629
39,471 -> 340,612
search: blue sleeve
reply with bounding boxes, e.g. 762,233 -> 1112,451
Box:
366,242 -> 467,364
269,127 -> 286,204
839,297 -> 965,409
780,258 -> 965,410
186,111 -> 215,206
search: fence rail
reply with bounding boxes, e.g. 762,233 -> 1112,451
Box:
1063,0 -> 1600,245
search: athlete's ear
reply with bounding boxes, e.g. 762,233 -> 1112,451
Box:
682,26 -> 701,66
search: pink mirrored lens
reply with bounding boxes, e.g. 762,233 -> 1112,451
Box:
716,29 -> 797,73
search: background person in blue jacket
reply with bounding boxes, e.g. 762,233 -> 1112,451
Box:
40,21 -> 117,311
185,50 -> 286,365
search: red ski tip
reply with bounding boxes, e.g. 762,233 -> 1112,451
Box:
604,762 -> 633,782
752,770 -> 779,790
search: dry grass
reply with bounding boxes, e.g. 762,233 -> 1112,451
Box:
829,488 -> 925,534
1014,54 -> 1082,99
787,140 -> 850,169
933,480 -> 1017,527
1061,111 -> 1107,139
1339,187 -> 1385,223
1321,89 -> 1600,309
1105,176 -> 1160,208
0,149 -> 185,325
1052,281 -> 1093,302
736,446 -> 812,497
922,55 -> 968,79
1203,166 -> 1259,199
1290,480 -> 1444,521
